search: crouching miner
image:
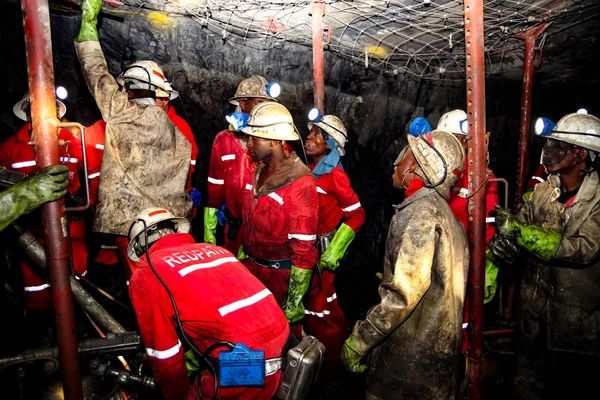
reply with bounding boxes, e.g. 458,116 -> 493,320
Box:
127,207 -> 289,399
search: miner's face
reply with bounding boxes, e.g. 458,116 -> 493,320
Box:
239,98 -> 269,114
156,97 -> 169,112
393,148 -> 417,190
304,126 -> 329,157
247,135 -> 275,162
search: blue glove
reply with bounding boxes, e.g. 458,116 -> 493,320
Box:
189,188 -> 202,208
217,204 -> 228,227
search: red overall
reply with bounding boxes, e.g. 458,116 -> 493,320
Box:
240,162 -> 318,306
304,165 -> 365,375
207,129 -> 256,253
0,124 -> 87,309
84,120 -> 121,266
167,106 -> 198,191
129,234 -> 289,400
526,163 -> 547,190
447,165 -> 500,353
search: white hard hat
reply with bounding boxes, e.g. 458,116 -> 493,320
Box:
407,129 -> 465,199
127,207 -> 190,262
117,61 -> 167,93
229,75 -> 280,106
308,115 -> 348,156
13,92 -> 66,122
241,102 -> 299,141
156,80 -> 179,101
548,113 -> 600,154
436,109 -> 468,135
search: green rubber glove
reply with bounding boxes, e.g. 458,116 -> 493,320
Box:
341,336 -> 367,374
282,266 -> 312,324
75,0 -> 102,42
184,349 -> 200,376
491,205 -> 562,262
484,250 -> 500,304
0,165 -> 69,232
488,234 -> 519,263
320,223 -> 355,272
237,245 -> 248,260
203,207 -> 219,245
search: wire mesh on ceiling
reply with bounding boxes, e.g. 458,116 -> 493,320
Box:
106,0 -> 600,80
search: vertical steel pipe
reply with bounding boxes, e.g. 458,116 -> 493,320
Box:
464,0 -> 486,398
311,1 -> 326,111
513,23 -> 551,209
20,0 -> 83,398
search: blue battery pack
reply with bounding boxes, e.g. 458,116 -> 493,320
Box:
218,343 -> 265,387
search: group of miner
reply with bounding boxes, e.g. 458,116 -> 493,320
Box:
1,0 -> 599,398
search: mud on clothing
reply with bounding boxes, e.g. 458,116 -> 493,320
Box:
75,41 -> 192,236
512,171 -> 600,399
240,156 -> 318,305
350,186 -> 469,400
0,124 -> 88,309
129,233 -> 289,400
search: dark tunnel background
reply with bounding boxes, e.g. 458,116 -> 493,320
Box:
0,1 -> 599,398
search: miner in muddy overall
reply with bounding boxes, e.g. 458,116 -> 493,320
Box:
75,0 -> 192,275
488,111 -> 600,400
342,127 -> 469,400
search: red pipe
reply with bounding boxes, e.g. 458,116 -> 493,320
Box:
21,0 -> 83,398
513,23 -> 551,210
311,1 -> 325,111
464,0 -> 486,398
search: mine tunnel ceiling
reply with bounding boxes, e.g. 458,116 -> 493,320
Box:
50,0 -> 600,83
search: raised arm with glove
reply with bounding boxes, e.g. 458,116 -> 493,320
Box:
75,0 -> 101,42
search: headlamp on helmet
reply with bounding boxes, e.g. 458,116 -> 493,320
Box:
408,117 -> 448,189
535,117 -> 557,136
409,117 -> 432,137
308,108 -> 324,123
226,112 -> 250,131
307,108 -> 347,139
55,86 -> 68,100
266,82 -> 281,99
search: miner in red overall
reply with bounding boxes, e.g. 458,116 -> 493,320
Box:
238,102 -> 319,326
0,93 -> 87,311
155,80 -> 199,193
204,76 -> 281,254
127,207 -> 289,400
436,109 -> 500,359
303,110 -> 365,377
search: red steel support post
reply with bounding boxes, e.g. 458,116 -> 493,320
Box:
311,1 -> 326,111
513,23 -> 551,209
464,0 -> 486,398
21,0 -> 83,398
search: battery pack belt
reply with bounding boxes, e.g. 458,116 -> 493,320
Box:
249,256 -> 292,270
